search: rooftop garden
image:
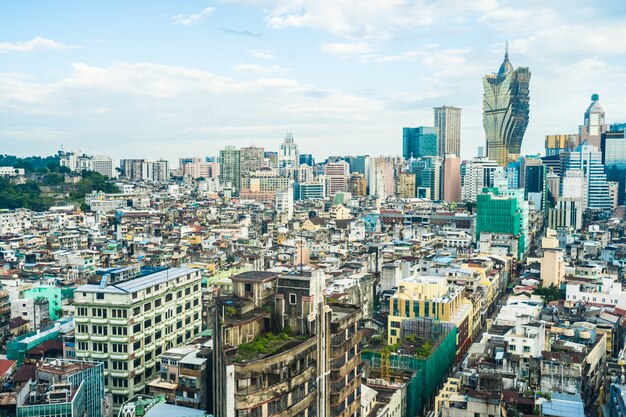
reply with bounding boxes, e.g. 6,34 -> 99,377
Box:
235,330 -> 308,362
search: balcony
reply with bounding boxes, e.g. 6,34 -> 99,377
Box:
110,353 -> 129,361
91,351 -> 109,360
110,335 -> 129,343
109,318 -> 127,326
75,333 -> 89,341
110,387 -> 130,396
110,370 -> 130,378
91,317 -> 108,325
74,316 -> 90,324
91,334 -> 109,342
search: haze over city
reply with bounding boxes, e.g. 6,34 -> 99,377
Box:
2,0 -> 626,162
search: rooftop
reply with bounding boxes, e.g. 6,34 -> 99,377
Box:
76,267 -> 198,294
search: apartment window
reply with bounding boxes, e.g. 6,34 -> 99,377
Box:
144,318 -> 152,328
509,345 -> 516,351
112,326 -> 127,336
78,342 -> 88,351
193,299 -> 199,306
112,343 -> 128,353
176,306 -> 183,314
193,284 -> 199,291
133,323 -> 141,333
390,321 -> 401,328
165,294 -> 173,302
144,302 -> 152,312
185,302 -> 191,310
133,340 -> 141,351
155,299 -> 162,308
523,346 -> 530,353
289,294 -> 297,305
145,335 -> 152,345
96,293 -> 104,300
185,287 -> 191,295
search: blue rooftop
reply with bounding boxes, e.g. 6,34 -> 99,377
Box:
541,392 -> 585,417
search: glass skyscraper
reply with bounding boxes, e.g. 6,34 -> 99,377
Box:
602,130 -> 626,205
482,46 -> 531,166
402,127 -> 438,160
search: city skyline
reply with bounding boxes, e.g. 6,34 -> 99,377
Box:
2,1 -> 626,164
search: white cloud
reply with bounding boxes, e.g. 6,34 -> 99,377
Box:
246,49 -> 276,59
172,6 -> 215,26
321,42 -> 373,56
233,63 -> 291,74
0,37 -> 80,53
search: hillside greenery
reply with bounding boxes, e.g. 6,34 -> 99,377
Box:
0,155 -> 119,211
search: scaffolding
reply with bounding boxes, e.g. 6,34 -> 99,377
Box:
362,325 -> 457,417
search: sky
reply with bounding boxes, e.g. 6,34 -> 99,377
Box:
1,0 -> 626,164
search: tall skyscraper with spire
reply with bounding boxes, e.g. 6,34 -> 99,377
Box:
580,94 -> 607,148
482,43 -> 531,166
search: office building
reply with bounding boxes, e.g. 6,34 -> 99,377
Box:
299,153 -> 315,166
74,267 -> 202,411
601,130 -> 626,205
219,146 -> 241,192
434,106 -> 462,157
294,182 -> 325,200
443,155 -> 462,202
349,155 -> 368,175
402,127 -> 438,160
410,156 -> 442,200
324,161 -> 350,197
545,134 -> 579,156
560,141 -> 613,210
278,133 -> 299,176
482,45 -> 531,166
580,94 -> 607,149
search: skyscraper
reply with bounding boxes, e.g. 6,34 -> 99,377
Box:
402,127 -> 438,160
434,106 -> 461,157
278,133 -> 299,176
443,155 -> 462,202
482,44 -> 531,166
580,94 -> 607,148
239,146 -> 264,185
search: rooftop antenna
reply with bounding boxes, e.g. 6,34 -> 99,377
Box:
504,40 -> 509,61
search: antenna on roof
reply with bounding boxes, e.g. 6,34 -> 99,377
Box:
504,40 -> 509,61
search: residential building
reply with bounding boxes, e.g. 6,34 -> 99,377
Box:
397,172 -> 416,199
325,161 -> 350,197
91,156 -> 114,178
74,267 -> 203,411
461,157 -> 502,202
368,157 -> 396,199
219,146 -> 241,192
482,46 -> 531,166
443,155 -> 461,202
540,229 -> 564,287
240,146 -> 265,184
348,173 -> 367,197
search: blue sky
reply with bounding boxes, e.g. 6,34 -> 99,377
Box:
1,0 -> 626,164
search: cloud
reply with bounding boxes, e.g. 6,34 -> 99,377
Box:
321,42 -> 373,56
172,6 -> 215,26
221,28 -> 262,37
0,37 -> 80,53
233,63 -> 290,74
247,49 -> 275,59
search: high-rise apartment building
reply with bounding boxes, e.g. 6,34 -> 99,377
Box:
580,94 -> 607,149
324,161 -> 350,197
213,270 -> 363,417
402,127 -> 438,160
278,133 -> 299,176
348,173 -> 367,197
560,141 -> 613,210
182,161 -> 220,179
397,172 -> 417,199
120,159 -> 146,180
368,157 -> 396,199
219,146 -> 241,192
74,267 -> 202,412
443,155 -> 461,202
434,106 -> 462,157
239,146 -> 265,182
152,159 -> 169,182
461,157 -> 503,202
483,46 -> 531,166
